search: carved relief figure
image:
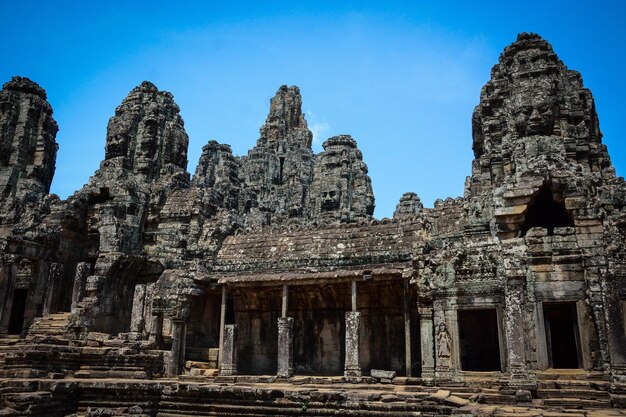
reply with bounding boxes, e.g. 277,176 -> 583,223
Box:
436,322 -> 452,370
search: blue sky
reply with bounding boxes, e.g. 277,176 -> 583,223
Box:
2,1 -> 625,218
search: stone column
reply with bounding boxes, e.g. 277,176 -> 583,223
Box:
505,276 -> 530,382
0,262 -> 13,335
43,263 -> 63,315
220,324 -> 238,376
277,317 -> 294,378
419,306 -> 435,379
142,284 -> 156,338
344,311 -> 361,377
403,280 -> 412,377
168,318 -> 185,377
281,285 -> 289,318
434,302 -> 452,380
218,285 -> 227,371
149,313 -> 163,348
70,262 -> 90,312
129,284 -> 147,339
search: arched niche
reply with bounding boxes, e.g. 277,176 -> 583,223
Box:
520,185 -> 573,237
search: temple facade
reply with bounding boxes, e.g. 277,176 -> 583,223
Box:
0,33 -> 625,415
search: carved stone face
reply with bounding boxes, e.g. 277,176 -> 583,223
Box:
105,132 -> 129,159
321,189 -> 340,211
135,119 -> 158,173
513,95 -> 556,137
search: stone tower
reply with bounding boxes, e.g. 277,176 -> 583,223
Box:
239,85 -> 315,227
468,33 -> 615,239
309,135 -> 374,223
0,77 -> 58,231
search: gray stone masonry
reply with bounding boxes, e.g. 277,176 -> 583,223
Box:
220,324 -> 238,376
344,311 -> 361,377
277,317 -> 293,378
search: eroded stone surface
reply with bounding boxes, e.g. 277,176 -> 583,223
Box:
0,76 -> 58,234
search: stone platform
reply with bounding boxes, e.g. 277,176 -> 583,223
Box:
1,373 -> 624,417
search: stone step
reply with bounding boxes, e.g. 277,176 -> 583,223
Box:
157,399 -> 453,417
610,393 -> 626,407
542,397 -> 611,408
27,313 -> 72,340
537,387 -> 611,400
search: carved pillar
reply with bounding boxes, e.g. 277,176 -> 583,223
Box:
218,285 -> 227,371
403,279 -> 412,377
277,284 -> 293,378
344,280 -> 361,377
149,313 -> 163,348
129,284 -> 147,339
344,311 -> 361,377
43,262 -> 63,315
168,317 -> 186,377
419,306 -> 435,379
505,276 -> 528,379
281,285 -> 288,318
277,317 -> 294,378
142,283 -> 156,338
434,301 -> 452,380
70,262 -> 90,312
0,262 -> 11,334
220,324 -> 238,376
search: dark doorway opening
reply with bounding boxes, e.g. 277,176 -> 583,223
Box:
358,280 -> 420,376
291,284 -> 349,375
233,287 -> 280,375
8,289 -> 28,335
544,302 -> 581,369
520,186 -> 573,236
458,309 -> 502,371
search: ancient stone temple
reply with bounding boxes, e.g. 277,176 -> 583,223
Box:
0,33 -> 625,416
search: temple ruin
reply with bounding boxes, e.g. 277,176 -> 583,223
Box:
0,33 -> 625,416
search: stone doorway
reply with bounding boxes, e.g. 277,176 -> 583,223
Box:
458,309 -> 502,371
8,289 -> 28,335
543,302 -> 581,369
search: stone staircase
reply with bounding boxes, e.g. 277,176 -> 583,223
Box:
156,382 -> 459,417
26,312 -> 72,340
532,371 -> 614,409
0,380 -> 77,417
0,336 -> 21,368
74,382 -> 160,417
0,375 -> 624,416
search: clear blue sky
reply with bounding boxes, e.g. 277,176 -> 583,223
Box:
2,1 -> 625,218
